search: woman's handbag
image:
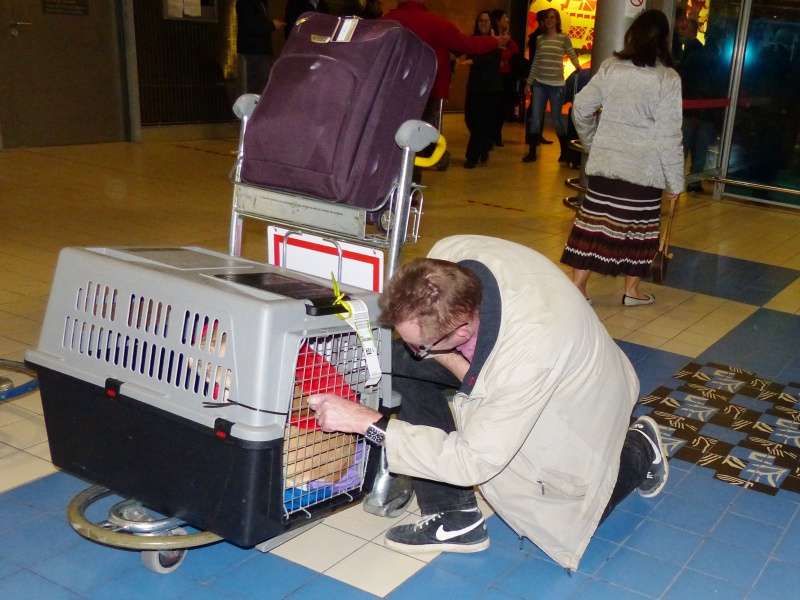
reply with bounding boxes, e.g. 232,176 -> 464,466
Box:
650,193 -> 678,285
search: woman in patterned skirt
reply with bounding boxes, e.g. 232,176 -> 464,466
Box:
560,9 -> 684,306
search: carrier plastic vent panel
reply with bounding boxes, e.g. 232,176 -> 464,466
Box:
29,246 -> 389,440
63,285 -> 233,405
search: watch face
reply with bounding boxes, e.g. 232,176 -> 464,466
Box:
365,425 -> 385,445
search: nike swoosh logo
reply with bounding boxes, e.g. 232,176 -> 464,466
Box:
435,519 -> 484,541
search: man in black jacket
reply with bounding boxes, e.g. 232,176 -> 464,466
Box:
284,0 -> 330,39
236,0 -> 285,94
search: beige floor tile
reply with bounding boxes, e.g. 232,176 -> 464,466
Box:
270,523 -> 367,573
0,390 -> 44,415
25,441 -> 52,462
765,279 -> 800,313
476,494 -> 495,518
710,301 -> 758,319
0,415 -> 48,449
636,322 -> 682,339
325,541 -> 427,597
0,402 -> 38,428
665,304 -> 718,322
0,450 -> 57,493
671,330 -> 718,348
0,336 -> 29,356
685,319 -> 738,338
621,331 -> 673,349
658,339 -> 707,357
0,441 -> 17,459
603,313 -> 653,331
647,315 -> 699,331
603,324 -> 636,340
678,294 -> 727,310
323,501 -> 407,541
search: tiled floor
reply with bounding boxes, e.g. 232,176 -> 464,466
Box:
2,114 -> 800,599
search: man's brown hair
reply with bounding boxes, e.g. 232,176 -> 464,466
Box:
378,259 -> 482,335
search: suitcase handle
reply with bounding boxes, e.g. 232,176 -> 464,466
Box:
414,135 -> 447,168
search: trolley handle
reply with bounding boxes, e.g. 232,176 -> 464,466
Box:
413,135 -> 447,169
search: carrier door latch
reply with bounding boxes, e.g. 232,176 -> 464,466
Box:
104,378 -> 122,400
214,418 -> 234,439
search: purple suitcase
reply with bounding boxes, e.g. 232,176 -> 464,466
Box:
239,14 -> 436,211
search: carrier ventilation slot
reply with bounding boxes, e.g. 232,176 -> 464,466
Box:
75,281 -> 119,322
180,311 -> 227,357
61,317 -> 233,403
282,329 -> 380,518
126,294 -> 171,338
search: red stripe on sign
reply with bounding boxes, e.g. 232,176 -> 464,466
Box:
272,234 -> 382,291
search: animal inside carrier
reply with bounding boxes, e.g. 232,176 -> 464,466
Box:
25,246 -> 390,569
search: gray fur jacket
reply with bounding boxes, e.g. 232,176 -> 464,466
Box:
573,57 -> 685,195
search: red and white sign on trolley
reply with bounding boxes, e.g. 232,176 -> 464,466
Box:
267,226 -> 385,292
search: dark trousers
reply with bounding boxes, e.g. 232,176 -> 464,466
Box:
391,340 -> 653,519
464,92 -> 502,163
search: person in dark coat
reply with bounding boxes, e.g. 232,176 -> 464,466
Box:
236,0 -> 285,94
284,0 -> 330,39
460,11 -> 503,168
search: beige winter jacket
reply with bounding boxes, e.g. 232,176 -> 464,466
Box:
385,236 -> 639,570
573,57 -> 685,195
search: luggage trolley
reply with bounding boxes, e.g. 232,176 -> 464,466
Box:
26,114 -> 444,576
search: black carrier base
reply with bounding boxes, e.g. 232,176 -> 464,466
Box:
31,364 -> 377,547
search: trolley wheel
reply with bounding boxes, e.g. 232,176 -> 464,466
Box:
67,486 -> 221,550
142,528 -> 188,574
376,209 -> 393,233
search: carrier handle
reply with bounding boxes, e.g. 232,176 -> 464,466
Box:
414,135 -> 447,168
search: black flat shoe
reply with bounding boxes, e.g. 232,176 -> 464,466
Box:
464,160 -> 477,169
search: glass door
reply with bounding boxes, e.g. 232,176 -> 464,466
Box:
722,0 -> 800,206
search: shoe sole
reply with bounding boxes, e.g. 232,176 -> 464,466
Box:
384,537 -> 490,554
622,294 -> 655,306
636,415 -> 670,499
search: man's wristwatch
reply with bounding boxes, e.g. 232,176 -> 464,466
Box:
364,416 -> 390,446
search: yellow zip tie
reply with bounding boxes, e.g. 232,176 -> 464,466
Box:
330,272 -> 352,319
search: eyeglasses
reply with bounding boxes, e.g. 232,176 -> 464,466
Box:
405,322 -> 468,359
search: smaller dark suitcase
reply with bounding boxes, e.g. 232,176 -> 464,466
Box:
240,14 -> 436,211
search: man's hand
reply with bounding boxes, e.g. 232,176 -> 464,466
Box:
307,394 -> 382,434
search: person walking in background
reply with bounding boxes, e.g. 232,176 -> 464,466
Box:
460,11 -> 503,169
560,9 -> 684,306
676,18 -> 713,192
381,0 -> 508,171
526,9 -> 554,146
522,8 -> 581,163
236,0 -> 285,94
490,9 -> 518,147
284,0 -> 329,39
